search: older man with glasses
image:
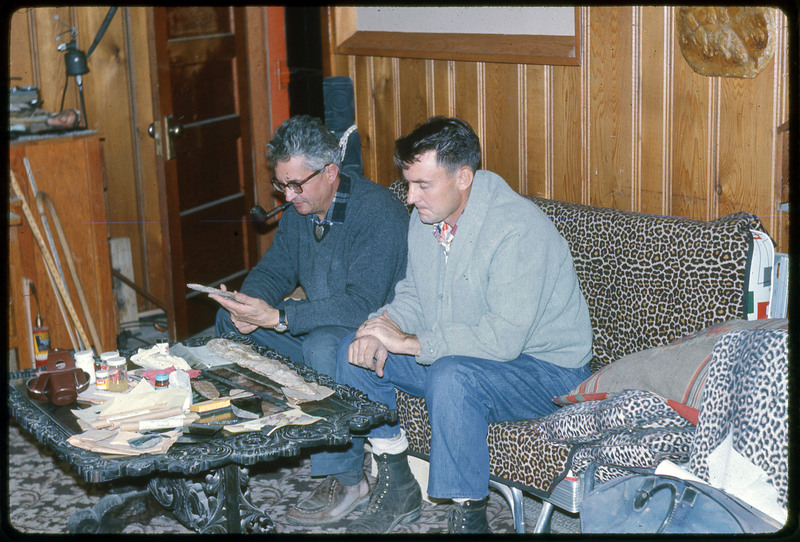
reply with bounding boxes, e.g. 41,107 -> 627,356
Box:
211,115 -> 409,525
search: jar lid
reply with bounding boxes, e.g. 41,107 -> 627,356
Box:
74,349 -> 93,358
107,357 -> 127,366
100,351 -> 120,360
155,373 -> 169,382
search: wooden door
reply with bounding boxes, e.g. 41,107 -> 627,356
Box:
149,6 -> 258,340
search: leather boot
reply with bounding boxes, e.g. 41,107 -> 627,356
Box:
448,497 -> 491,534
347,452 -> 422,533
286,475 -> 370,526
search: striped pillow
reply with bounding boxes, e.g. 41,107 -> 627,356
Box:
554,318 -> 788,414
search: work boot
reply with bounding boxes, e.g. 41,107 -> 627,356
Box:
286,474 -> 370,526
448,497 -> 491,534
347,452 -> 422,533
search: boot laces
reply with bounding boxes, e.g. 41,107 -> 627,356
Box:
365,459 -> 390,513
449,505 -> 467,531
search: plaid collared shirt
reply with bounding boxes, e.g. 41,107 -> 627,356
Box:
311,174 -> 350,241
433,220 -> 458,262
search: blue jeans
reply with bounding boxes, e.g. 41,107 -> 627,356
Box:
317,331 -> 591,499
214,308 -> 352,378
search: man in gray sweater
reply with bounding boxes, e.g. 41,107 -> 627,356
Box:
211,115 -> 409,524
326,117 -> 593,533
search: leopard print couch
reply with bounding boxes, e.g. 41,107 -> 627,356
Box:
388,179 -> 768,532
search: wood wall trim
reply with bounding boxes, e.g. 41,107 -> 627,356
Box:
332,7 -> 581,66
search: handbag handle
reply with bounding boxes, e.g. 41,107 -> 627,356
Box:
634,478 -> 679,534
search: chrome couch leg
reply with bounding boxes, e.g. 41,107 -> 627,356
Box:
533,500 -> 554,533
488,481 -> 526,533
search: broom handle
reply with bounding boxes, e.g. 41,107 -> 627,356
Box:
9,171 -> 90,349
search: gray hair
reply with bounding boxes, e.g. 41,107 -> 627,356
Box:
266,115 -> 341,170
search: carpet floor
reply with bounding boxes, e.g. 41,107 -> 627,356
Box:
6,420 -> 581,535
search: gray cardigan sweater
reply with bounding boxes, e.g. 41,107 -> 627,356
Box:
241,172 -> 409,335
378,170 -> 592,368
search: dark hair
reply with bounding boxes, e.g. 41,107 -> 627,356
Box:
393,116 -> 481,175
266,115 -> 341,170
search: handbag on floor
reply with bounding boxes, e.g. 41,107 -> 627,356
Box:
579,463 -> 781,534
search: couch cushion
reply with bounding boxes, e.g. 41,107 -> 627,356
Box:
554,318 -> 788,410
528,197 -> 764,372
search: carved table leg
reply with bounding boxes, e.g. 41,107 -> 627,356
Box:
67,485 -> 151,533
148,464 -> 275,533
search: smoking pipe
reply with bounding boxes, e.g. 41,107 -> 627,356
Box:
250,201 -> 292,223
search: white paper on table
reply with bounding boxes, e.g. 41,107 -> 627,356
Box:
131,345 -> 192,371
99,379 -> 189,418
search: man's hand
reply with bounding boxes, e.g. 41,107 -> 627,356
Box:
355,311 -> 420,357
348,311 -> 420,377
348,335 -> 390,377
210,284 -> 280,334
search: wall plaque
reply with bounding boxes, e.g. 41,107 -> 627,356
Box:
677,6 -> 776,78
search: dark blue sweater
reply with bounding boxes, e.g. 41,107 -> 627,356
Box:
240,172 -> 409,335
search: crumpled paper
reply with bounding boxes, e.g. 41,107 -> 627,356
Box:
131,345 -> 192,371
67,428 -> 181,455
223,408 -> 323,435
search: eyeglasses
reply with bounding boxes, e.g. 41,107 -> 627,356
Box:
271,164 -> 329,194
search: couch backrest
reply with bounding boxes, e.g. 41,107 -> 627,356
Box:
387,179 -> 764,373
528,196 -> 764,371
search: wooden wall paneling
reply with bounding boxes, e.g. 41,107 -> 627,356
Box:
452,62 -> 482,150
397,58 -> 430,136
232,7 -> 258,272
525,65 -> 549,198
773,10 -> 790,254
75,7 -> 145,320
431,60 -> 453,117
371,56 -> 399,186
126,7 -> 166,312
352,56 -> 375,181
483,62 -> 522,192
670,33 -> 712,220
9,8 -> 36,86
588,6 -> 635,211
32,7 -> 77,115
639,6 -> 671,215
551,64 -> 583,203
245,6 -> 276,258
716,73 -> 776,224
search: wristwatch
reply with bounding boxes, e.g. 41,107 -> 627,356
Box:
275,309 -> 288,333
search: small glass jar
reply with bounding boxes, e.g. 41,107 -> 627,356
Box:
154,372 -> 169,389
98,350 -> 119,372
106,357 -> 128,392
74,350 -> 96,384
95,370 -> 109,391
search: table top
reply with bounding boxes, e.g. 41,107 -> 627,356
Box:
8,334 -> 396,484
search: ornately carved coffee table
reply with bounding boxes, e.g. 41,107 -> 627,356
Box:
7,334 -> 396,534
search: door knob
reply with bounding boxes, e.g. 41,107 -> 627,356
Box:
148,122 -> 156,138
168,123 -> 184,138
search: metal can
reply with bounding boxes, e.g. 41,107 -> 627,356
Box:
154,373 -> 169,389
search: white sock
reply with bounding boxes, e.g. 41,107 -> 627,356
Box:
453,498 -> 469,504
369,428 -> 408,456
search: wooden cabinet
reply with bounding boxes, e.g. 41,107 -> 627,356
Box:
8,132 -> 117,366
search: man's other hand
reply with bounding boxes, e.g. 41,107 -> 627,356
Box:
211,284 -> 279,333
348,335 -> 389,377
